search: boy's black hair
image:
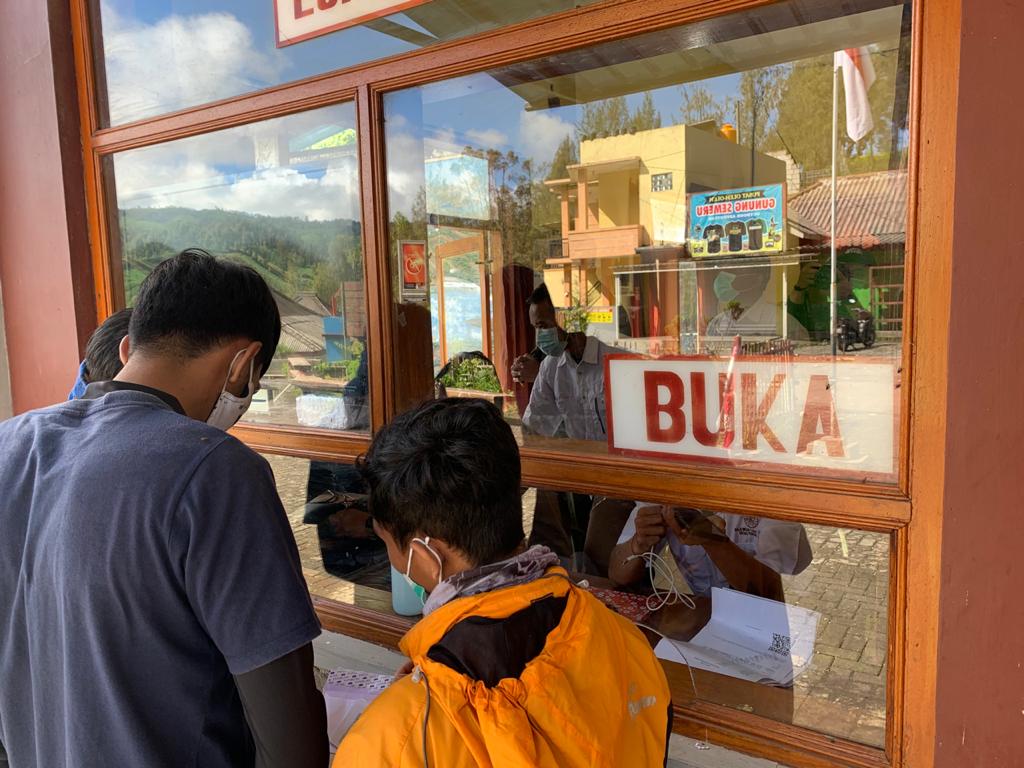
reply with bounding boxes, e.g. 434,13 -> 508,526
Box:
358,398 -> 524,565
526,282 -> 553,308
84,308 -> 132,383
129,249 -> 281,373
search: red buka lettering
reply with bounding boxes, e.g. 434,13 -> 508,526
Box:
741,373 -> 786,452
294,0 -> 314,18
690,372 -> 734,448
796,375 -> 845,457
644,371 -> 686,443
318,0 -> 338,8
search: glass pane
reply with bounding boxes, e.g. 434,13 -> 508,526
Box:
264,453 -> 390,606
270,451 -> 542,605
295,461 -> 889,747
527,493 -> 888,747
90,0 -> 604,126
384,0 -> 912,483
109,102 -> 369,432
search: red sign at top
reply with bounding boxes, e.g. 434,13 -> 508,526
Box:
275,0 -> 434,47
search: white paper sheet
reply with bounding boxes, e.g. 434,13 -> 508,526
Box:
324,669 -> 392,762
654,587 -> 820,686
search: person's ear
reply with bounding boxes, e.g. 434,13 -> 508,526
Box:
118,335 -> 130,365
407,536 -> 448,587
226,341 -> 263,390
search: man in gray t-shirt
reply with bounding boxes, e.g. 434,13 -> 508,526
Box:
0,250 -> 327,768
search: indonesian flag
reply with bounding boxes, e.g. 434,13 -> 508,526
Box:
835,47 -> 876,141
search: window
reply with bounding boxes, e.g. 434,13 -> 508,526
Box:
273,456 -> 889,749
651,172 -> 673,192
75,0 -> 939,762
88,0 -> 604,126
107,102 -> 370,433
384,0 -> 912,484
615,502 -> 889,748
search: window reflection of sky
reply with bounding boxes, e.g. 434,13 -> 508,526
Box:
96,0 -> 603,125
383,70 -> 740,220
113,103 -> 361,222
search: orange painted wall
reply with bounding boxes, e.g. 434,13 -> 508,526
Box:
933,0 -> 1024,763
0,0 -> 93,412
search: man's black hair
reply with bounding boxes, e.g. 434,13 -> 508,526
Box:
358,398 -> 524,565
526,283 -> 553,308
129,249 -> 281,373
84,308 -> 132,383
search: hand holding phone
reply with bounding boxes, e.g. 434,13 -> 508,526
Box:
665,507 -> 728,545
511,353 -> 541,384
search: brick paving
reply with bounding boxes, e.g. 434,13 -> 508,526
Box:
264,453 -> 887,748
782,526 -> 888,747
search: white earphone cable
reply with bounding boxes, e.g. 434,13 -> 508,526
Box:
624,549 -> 697,613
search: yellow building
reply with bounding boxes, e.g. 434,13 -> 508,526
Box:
543,122 -> 785,316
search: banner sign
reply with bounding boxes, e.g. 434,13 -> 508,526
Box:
399,241 -> 427,302
605,355 -> 896,477
688,184 -> 785,258
275,0 -> 433,47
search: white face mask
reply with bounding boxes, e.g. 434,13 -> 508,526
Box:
206,352 -> 257,431
403,536 -> 443,606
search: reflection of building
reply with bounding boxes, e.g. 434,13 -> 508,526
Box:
543,122 -> 786,351
789,170 -> 907,333
543,122 -> 785,305
275,292 -> 328,358
5,0 -> 1020,765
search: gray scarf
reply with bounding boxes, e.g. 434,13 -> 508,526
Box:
422,545 -> 560,617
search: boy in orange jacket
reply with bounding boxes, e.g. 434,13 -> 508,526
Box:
335,398 -> 671,767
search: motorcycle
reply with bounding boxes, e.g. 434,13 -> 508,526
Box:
836,308 -> 877,352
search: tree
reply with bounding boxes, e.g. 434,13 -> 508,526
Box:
578,96 -> 630,139
546,135 -> 579,181
313,260 -> 339,308
734,66 -> 787,152
285,263 -> 303,297
578,93 -> 662,139
630,92 -> 662,132
767,46 -> 905,178
679,84 -> 728,126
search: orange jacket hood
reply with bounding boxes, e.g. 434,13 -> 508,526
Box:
335,568 -> 671,768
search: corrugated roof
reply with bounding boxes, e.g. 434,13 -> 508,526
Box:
788,169 -> 907,248
274,291 -> 326,356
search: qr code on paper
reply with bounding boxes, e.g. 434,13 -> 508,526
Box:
769,633 -> 792,656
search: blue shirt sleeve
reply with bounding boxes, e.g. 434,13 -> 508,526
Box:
175,439 -> 321,675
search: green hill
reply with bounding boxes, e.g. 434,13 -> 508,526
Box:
119,207 -> 363,305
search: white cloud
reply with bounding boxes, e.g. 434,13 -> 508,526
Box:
385,130 -> 426,218
518,110 -> 575,164
101,3 -> 284,124
117,160 -> 361,222
465,128 -> 509,148
111,90 -> 362,221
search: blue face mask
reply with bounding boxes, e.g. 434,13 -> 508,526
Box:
713,272 -> 739,302
536,326 -> 567,357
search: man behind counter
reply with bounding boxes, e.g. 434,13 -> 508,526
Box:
0,249 -> 326,768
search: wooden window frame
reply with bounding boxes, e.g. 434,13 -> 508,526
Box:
67,0 -> 959,765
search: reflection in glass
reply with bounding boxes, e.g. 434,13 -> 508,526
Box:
384,0 -> 912,480
91,0 -> 604,126
267,451 -> 544,601
270,444 -> 888,746
599,503 -> 887,747
109,102 -> 369,432
266,454 -> 391,600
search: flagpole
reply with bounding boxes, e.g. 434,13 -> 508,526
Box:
830,55 -> 840,357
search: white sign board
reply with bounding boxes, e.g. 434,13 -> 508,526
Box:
605,356 -> 896,478
275,0 -> 432,47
